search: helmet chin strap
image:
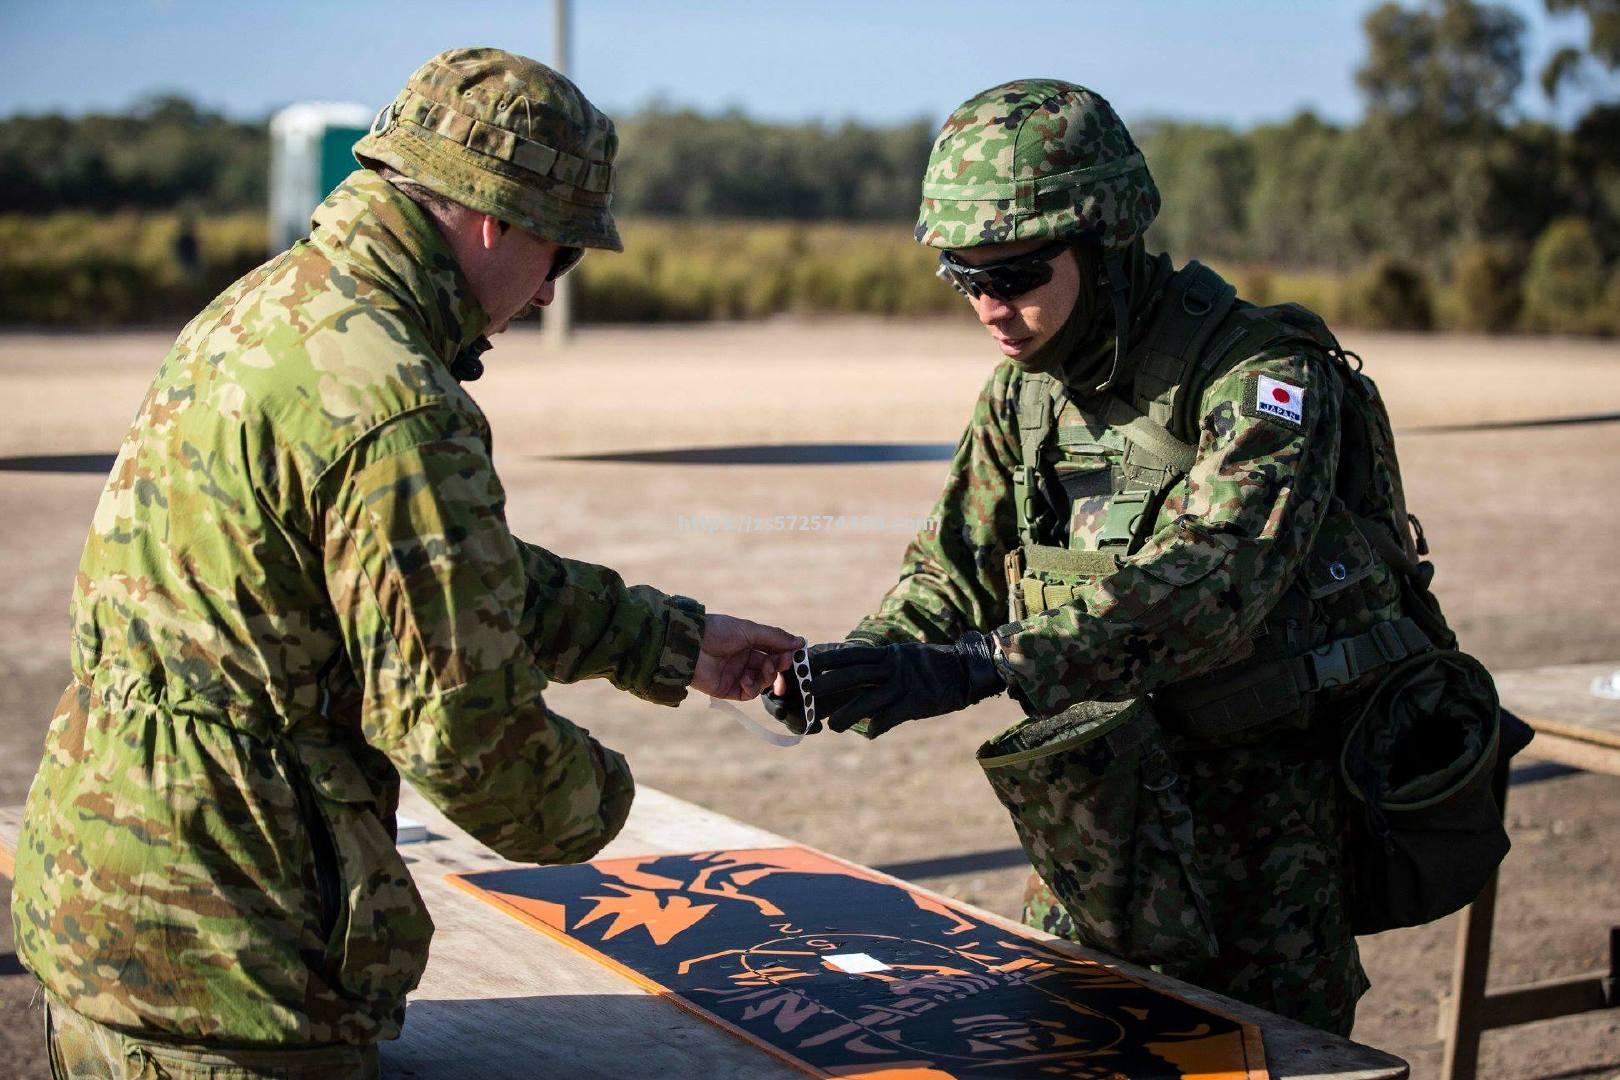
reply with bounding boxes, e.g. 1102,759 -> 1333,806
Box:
1092,250 -> 1133,393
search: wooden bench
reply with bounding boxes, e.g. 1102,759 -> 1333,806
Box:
0,783 -> 1408,1079
1440,661 -> 1620,1080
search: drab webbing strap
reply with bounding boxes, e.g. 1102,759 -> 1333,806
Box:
1053,429 -> 1110,451
1133,262 -> 1239,433
1303,616 -> 1432,690
1155,616 -> 1433,737
1013,374 -> 1057,545
1020,544 -> 1121,616
1101,395 -> 1197,476
1025,543 -> 1121,577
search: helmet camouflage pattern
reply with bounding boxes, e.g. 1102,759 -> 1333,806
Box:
353,46 -> 622,251
916,79 -> 1160,252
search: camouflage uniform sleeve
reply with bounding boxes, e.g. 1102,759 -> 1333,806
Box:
513,540 -> 705,707
321,409 -> 638,864
847,363 -> 1021,645
995,349 -> 1342,716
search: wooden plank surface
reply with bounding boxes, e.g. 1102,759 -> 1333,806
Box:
0,785 -> 1408,1079
1495,662 -> 1620,771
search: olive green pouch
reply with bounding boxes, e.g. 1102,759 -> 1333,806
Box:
1340,650 -> 1510,934
978,698 -> 1219,966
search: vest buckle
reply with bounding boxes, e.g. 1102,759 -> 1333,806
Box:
1308,640 -> 1356,690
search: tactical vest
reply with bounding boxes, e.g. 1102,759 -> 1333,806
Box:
1003,262 -> 1438,739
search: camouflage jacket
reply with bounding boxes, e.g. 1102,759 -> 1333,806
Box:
851,269 -> 1402,720
13,170 -> 705,1046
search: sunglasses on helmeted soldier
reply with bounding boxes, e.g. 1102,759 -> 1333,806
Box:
936,239 -> 1069,302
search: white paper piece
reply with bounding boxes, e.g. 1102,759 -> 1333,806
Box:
395,814 -> 428,845
708,695 -> 804,748
825,953 -> 890,974
1591,670 -> 1620,700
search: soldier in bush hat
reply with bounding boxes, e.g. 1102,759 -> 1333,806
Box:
767,79 -> 1451,1034
16,47 -> 801,1077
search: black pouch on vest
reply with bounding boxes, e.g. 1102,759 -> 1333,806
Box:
978,698 -> 1220,966
1340,650 -> 1513,934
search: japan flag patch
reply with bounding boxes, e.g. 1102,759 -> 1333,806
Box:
1248,374 -> 1307,428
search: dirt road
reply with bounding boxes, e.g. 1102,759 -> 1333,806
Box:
2,320 -> 1617,1078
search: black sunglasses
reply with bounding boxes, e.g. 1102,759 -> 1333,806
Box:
547,245 -> 584,282
495,221 -> 584,282
937,239 -> 1069,302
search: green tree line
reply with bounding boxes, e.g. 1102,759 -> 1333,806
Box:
2,0 -> 1617,331
0,94 -> 268,214
0,98 -> 934,222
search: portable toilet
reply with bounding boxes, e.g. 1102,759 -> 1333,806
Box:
268,102 -> 375,255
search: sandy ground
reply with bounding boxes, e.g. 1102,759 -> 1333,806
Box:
1,318 -> 1617,1079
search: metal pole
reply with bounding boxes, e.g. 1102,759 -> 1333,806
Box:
544,0 -> 574,349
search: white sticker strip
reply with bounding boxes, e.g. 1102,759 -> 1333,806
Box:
707,695 -> 803,748
791,647 -> 817,733
825,952 -> 890,974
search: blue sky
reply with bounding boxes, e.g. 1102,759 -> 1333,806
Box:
0,0 -> 1607,129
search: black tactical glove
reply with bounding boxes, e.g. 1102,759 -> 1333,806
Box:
812,633 -> 1007,738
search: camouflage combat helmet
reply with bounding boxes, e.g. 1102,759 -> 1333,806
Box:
354,46 -> 622,251
916,79 -> 1159,252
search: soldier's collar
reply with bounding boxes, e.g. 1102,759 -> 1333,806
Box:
310,169 -> 492,371
1058,248 -> 1173,397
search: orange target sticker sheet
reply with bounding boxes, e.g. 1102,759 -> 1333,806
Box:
448,847 -> 1266,1080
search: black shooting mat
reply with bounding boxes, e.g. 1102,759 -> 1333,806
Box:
450,847 -> 1266,1079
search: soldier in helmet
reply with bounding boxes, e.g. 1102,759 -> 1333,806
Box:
15,47 -> 801,1076
766,80 -> 1443,1034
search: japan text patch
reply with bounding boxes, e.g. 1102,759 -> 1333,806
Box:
1244,373 -> 1307,428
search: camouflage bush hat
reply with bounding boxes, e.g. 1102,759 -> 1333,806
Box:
916,79 -> 1159,252
354,46 -> 622,251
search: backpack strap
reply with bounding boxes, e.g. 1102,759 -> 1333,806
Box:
1155,615 -> 1435,738
1131,261 -> 1239,435
1073,262 -> 1237,503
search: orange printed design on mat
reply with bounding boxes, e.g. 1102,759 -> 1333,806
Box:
450,847 -> 1267,1080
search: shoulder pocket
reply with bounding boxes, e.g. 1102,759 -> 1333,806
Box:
1303,505 -> 1378,599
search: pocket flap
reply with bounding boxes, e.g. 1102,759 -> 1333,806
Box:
1054,459 -> 1113,499
978,699 -> 1140,768
1132,518 -> 1235,587
292,739 -> 379,805
1304,508 -> 1378,598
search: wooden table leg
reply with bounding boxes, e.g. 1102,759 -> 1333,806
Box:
1440,867 -> 1499,1080
1440,752 -> 1519,1080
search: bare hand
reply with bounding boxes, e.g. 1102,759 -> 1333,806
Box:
692,614 -> 804,700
